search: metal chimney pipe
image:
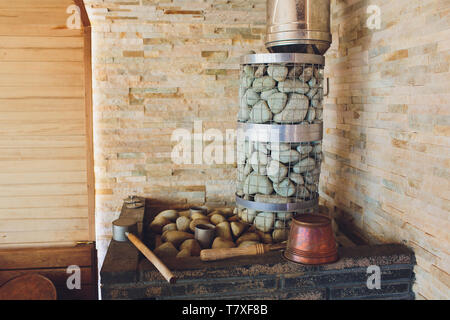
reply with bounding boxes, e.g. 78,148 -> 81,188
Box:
266,0 -> 331,55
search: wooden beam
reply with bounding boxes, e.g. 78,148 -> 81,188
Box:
0,245 -> 93,269
74,0 -> 91,28
79,1 -> 95,241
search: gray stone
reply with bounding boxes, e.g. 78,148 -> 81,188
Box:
311,89 -> 323,107
239,85 -> 246,98
237,164 -> 247,181
267,142 -> 291,151
238,105 -> 250,122
289,172 -> 304,185
254,194 -> 292,204
316,153 -> 323,162
273,229 -> 289,242
300,67 -> 314,82
305,168 -> 320,184
312,143 -> 322,154
252,76 -> 276,93
244,88 -> 260,106
240,93 -> 247,108
273,93 -> 309,123
241,74 -> 254,89
249,100 -> 273,123
296,185 -> 311,198
273,178 -> 296,197
276,212 -> 293,220
254,65 -> 266,77
260,89 -> 279,100
316,108 -> 323,120
274,219 -> 289,229
287,65 -> 303,79
267,65 -> 288,82
254,212 -> 275,232
306,87 -> 318,99
255,142 -> 269,154
293,157 -> 316,173
296,145 -> 313,154
241,209 -> 257,223
243,172 -> 273,195
237,142 -> 246,164
305,107 -> 316,122
243,65 -> 255,77
278,79 -> 309,94
311,96 -> 321,108
267,160 -> 288,183
271,149 -> 301,164
243,161 -> 252,176
237,140 -> 253,162
267,92 -> 288,114
295,81 -> 310,94
249,151 -> 269,175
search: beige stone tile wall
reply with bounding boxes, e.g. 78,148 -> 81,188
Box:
322,0 -> 449,299
83,0 -> 267,267
84,0 -> 449,299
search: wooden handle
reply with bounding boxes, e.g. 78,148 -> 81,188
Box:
200,244 -> 268,261
126,232 -> 176,284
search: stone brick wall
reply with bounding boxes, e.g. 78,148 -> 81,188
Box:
321,0 -> 449,300
83,0 -> 266,269
85,0 -> 449,300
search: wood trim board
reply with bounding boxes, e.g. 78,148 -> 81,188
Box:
0,0 -> 95,247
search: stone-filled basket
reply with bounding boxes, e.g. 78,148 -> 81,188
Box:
236,53 -> 326,243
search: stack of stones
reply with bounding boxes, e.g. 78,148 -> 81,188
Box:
236,57 -> 325,241
238,64 -> 324,124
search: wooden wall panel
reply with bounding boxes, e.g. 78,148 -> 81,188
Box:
0,0 -> 94,248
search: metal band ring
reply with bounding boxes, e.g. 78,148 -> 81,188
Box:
236,195 -> 318,212
237,122 -> 323,143
241,53 -> 325,66
265,30 -> 332,43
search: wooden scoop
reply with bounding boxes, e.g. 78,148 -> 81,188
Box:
112,218 -> 176,284
200,242 -> 286,261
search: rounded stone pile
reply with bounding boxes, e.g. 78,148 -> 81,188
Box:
236,57 -> 325,235
149,207 -> 289,260
236,140 -> 322,200
239,64 -> 324,124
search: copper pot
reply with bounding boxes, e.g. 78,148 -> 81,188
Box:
284,214 -> 338,265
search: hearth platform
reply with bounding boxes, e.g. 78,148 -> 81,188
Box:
100,199 -> 416,300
